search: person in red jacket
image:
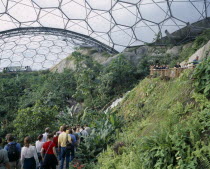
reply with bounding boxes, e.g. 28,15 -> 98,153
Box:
41,134 -> 58,169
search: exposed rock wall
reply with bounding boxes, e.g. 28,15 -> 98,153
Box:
99,45 -> 183,67
50,41 -> 200,73
181,40 -> 210,66
50,48 -> 112,73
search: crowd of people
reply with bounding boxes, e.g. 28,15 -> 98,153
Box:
0,124 -> 91,169
150,65 -> 170,69
150,56 -> 200,70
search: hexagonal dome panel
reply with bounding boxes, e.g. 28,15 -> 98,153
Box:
86,0 -> 112,11
12,45 -> 27,53
170,1 -> 205,23
23,49 -> 36,58
134,21 -> 159,43
112,2 -> 140,27
40,40 -> 54,47
0,14 -> 19,31
0,0 -> 7,14
33,55 -> 45,63
7,0 -> 38,22
1,59 -> 11,67
139,1 -> 169,24
11,54 -> 24,62
110,25 -> 134,46
26,41 -> 40,49
61,0 -> 89,20
88,10 -> 113,32
33,0 -> 59,8
36,47 -> 50,55
66,21 -> 91,35
1,42 -> 16,50
39,9 -> 67,28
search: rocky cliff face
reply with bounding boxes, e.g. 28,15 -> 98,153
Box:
50,48 -> 113,73
50,41 -> 208,73
102,44 -> 190,67
181,40 -> 210,66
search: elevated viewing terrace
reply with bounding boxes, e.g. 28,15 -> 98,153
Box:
150,67 -> 194,78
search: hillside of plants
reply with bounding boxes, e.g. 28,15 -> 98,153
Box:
0,30 -> 210,168
95,68 -> 210,169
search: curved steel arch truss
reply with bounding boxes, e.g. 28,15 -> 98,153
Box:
0,27 -> 118,54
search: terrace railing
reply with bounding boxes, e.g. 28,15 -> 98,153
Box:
150,67 -> 194,78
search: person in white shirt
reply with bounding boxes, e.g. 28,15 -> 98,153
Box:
35,135 -> 44,153
35,135 -> 44,167
42,128 -> 50,143
21,136 -> 39,169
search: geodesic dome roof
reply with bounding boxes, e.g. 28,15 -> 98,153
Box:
0,0 -> 210,71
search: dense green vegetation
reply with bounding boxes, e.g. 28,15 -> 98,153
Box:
0,52 -> 137,142
94,70 -> 210,169
193,54 -> 210,98
0,70 -> 76,139
0,51 -> 136,167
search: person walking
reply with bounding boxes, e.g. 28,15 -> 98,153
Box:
42,128 -> 50,143
0,138 -> 11,169
68,129 -> 76,162
80,126 -> 88,143
53,132 -> 59,160
84,124 -> 91,135
4,134 -> 21,169
58,126 -> 72,169
41,133 -> 58,169
21,136 -> 39,169
35,135 -> 44,169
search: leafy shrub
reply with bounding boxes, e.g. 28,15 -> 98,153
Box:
13,101 -> 58,141
113,142 -> 125,155
76,110 -> 124,166
193,55 -> 210,98
99,55 -> 137,96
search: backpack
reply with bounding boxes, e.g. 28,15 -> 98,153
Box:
7,143 -> 20,162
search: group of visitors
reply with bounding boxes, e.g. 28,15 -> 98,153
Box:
0,124 -> 91,169
150,56 -> 200,70
150,65 -> 169,69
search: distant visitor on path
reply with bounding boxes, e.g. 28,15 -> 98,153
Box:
192,56 -> 199,66
42,128 -> 50,143
174,62 -> 181,68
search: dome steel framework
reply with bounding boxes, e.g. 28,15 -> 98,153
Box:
0,0 -> 210,71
